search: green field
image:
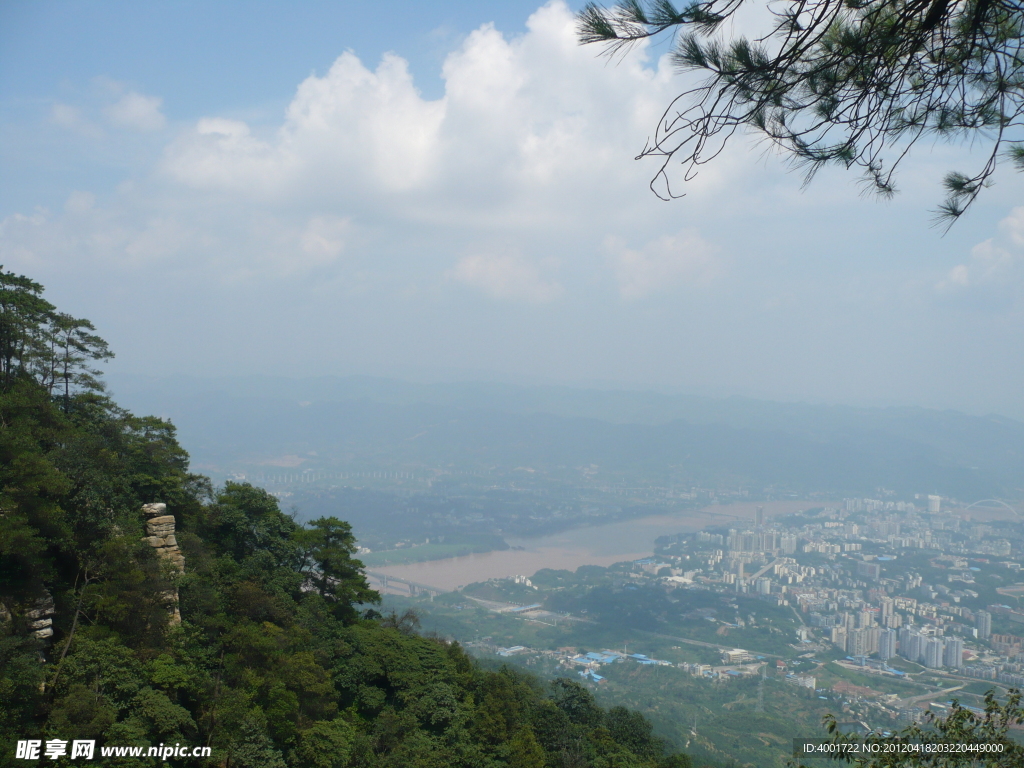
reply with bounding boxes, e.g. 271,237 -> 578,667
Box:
814,662 -> 926,697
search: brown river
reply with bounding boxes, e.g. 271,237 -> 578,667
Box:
371,500 -> 816,592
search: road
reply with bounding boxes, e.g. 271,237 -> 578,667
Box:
897,684 -> 966,708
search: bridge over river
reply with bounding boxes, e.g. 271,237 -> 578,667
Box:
366,571 -> 448,598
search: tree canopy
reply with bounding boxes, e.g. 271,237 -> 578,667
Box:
796,691 -> 1024,767
577,0 -> 1024,225
0,267 -> 112,403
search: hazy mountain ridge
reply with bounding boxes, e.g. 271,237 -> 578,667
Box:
107,374 -> 1024,499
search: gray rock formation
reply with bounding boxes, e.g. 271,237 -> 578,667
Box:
26,593 -> 55,641
142,503 -> 184,624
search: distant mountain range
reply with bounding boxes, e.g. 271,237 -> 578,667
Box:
107,374 -> 1023,500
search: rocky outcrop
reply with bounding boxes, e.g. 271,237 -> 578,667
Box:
143,502 -> 185,572
0,594 -> 54,643
26,593 -> 55,641
142,503 -> 183,625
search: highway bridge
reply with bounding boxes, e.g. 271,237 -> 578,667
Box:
366,571 -> 449,598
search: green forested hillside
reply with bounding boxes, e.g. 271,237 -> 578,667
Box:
0,269 -> 691,768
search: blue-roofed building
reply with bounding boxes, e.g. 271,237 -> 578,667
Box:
583,652 -> 621,664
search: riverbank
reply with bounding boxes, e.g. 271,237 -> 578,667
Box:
372,500 -> 817,591
361,537 -> 507,567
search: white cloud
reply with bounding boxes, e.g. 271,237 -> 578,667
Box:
300,216 -> 350,263
0,212 -> 49,267
0,201 -> 360,280
451,253 -> 562,302
163,51 -> 446,197
65,191 -> 96,214
5,2 -> 738,300
938,207 -> 1024,304
50,103 -> 104,138
2,1 -> 816,296
606,230 -> 720,299
159,1 -> 687,216
51,103 -> 83,128
104,91 -> 166,131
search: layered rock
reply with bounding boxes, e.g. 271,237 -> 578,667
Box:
142,503 -> 184,624
1,593 -> 54,643
143,502 -> 185,572
26,593 -> 55,641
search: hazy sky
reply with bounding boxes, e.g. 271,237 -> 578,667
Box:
2,1 -> 1023,418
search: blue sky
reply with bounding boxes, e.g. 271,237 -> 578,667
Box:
2,1 -> 1023,418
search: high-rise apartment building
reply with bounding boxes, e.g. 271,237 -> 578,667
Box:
847,629 -> 869,657
899,628 -> 923,662
831,627 -> 848,651
884,612 -> 903,629
976,610 -> 992,640
879,629 -> 897,661
943,637 -> 963,668
923,637 -> 944,668
846,627 -> 880,656
879,598 -> 894,622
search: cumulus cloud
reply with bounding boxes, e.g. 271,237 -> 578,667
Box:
163,52 -> 445,198
159,1 -> 685,216
606,230 -> 720,299
937,207 -> 1024,306
8,2 -> 727,295
451,253 -> 562,302
104,91 -> 166,131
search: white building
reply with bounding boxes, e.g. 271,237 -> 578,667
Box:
943,637 -> 963,668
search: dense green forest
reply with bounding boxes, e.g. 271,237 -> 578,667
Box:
0,268 -> 694,767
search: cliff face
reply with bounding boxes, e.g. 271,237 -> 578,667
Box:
142,502 -> 184,624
